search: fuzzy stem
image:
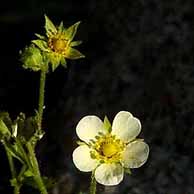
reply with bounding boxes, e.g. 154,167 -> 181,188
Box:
90,171 -> 96,194
27,142 -> 48,194
38,70 -> 46,130
5,146 -> 21,194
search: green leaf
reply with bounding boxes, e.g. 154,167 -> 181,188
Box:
65,47 -> 85,59
0,112 -> 12,131
70,40 -> 82,47
24,176 -> 56,190
24,169 -> 34,177
44,15 -> 57,37
64,21 -> 81,41
103,116 -> 111,132
0,119 -> 11,138
4,143 -> 24,164
10,178 -> 18,187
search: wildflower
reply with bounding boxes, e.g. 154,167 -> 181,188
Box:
73,111 -> 149,186
32,15 -> 85,71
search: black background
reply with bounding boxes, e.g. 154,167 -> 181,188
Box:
0,0 -> 194,193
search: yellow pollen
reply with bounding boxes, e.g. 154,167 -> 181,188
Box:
48,37 -> 68,54
90,134 -> 126,163
102,143 -> 118,157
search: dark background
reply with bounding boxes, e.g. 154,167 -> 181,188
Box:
0,0 -> 194,193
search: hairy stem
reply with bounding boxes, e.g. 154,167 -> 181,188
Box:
27,142 -> 48,194
90,171 -> 96,194
38,70 -> 46,130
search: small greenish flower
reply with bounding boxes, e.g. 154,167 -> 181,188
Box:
32,15 -> 85,71
73,111 -> 149,186
20,44 -> 47,72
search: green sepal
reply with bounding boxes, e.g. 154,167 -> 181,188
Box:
124,168 -> 132,175
60,57 -> 67,68
65,47 -> 85,59
47,52 -> 62,71
58,21 -> 65,33
103,116 -> 111,132
32,40 -> 49,52
64,21 -> 81,41
35,33 -> 46,40
44,15 -> 57,37
76,141 -> 86,146
70,40 -> 82,47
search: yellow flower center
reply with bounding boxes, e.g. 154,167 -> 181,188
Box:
48,36 -> 68,54
101,142 -> 118,157
90,134 -> 126,163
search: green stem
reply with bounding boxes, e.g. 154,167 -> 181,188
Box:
38,70 -> 46,130
89,171 -> 96,194
27,142 -> 48,194
5,146 -> 21,194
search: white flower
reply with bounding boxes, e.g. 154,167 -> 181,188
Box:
73,111 -> 149,186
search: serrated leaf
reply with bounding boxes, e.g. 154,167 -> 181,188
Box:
64,21 -> 81,41
103,116 -> 111,132
44,15 -> 57,37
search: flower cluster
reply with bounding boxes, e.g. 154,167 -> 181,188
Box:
73,111 -> 149,186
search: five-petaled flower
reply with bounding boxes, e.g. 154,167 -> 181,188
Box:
73,111 -> 149,186
32,15 -> 85,71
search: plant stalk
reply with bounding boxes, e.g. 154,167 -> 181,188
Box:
27,142 -> 48,194
89,171 -> 96,194
38,70 -> 46,130
5,146 -> 21,194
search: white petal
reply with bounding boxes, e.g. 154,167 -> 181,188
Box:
76,115 -> 105,143
95,163 -> 124,186
122,140 -> 149,168
112,111 -> 141,142
73,145 -> 99,172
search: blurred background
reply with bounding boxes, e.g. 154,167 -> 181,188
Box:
0,0 -> 194,193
